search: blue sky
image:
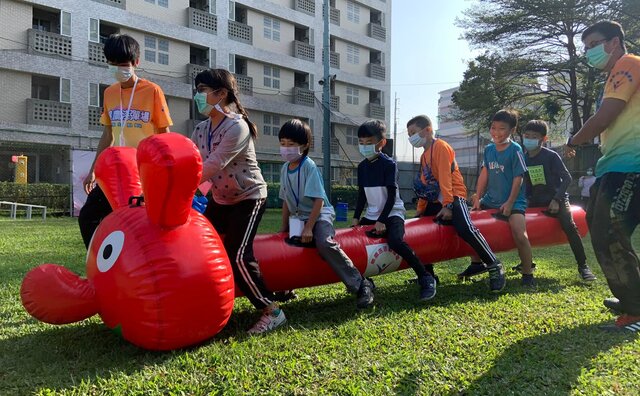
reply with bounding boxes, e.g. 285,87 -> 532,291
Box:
390,0 -> 477,162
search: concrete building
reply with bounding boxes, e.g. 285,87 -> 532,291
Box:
0,0 -> 391,186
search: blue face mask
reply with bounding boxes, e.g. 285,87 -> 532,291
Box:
193,92 -> 214,116
586,43 -> 611,70
522,137 -> 541,151
358,144 -> 378,159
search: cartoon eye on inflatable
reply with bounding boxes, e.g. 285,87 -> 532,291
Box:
97,231 -> 125,272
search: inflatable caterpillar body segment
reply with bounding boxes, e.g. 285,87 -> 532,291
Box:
252,207 -> 588,292
20,133 -> 587,350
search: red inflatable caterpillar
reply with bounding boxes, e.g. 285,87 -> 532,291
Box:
21,133 -> 234,350
21,133 -> 588,350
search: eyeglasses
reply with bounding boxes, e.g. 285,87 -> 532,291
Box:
584,38 -> 609,51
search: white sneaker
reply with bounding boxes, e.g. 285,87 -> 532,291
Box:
247,308 -> 286,335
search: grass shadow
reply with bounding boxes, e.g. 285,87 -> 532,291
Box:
446,323 -> 636,395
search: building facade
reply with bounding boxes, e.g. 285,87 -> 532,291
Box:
0,0 -> 391,187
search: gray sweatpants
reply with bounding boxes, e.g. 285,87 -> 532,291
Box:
314,220 -> 364,293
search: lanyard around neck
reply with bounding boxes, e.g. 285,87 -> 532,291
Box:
118,78 -> 139,146
207,117 -> 226,153
287,156 -> 307,210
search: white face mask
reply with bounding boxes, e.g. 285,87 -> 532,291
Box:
409,133 -> 427,148
214,101 -> 242,120
492,136 -> 511,145
108,65 -> 134,83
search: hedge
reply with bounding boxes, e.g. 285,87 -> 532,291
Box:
265,183 -> 359,209
0,182 -> 70,215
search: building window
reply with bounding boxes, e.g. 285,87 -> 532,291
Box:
347,1 -> 360,23
144,35 -> 169,65
263,65 -> 280,89
345,126 -> 358,145
346,44 -> 359,64
263,113 -> 281,136
346,85 -> 359,105
32,18 -> 51,32
89,83 -> 100,107
260,162 -> 280,183
145,0 -> 169,7
263,16 -> 280,42
60,78 -> 71,103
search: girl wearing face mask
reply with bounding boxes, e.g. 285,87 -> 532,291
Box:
190,69 -> 286,335
79,34 -> 172,249
277,119 -> 375,309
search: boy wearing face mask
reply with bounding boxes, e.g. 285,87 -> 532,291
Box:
522,120 -> 596,282
352,120 -> 436,301
278,119 -> 375,309
407,115 -> 506,293
79,34 -> 172,248
578,168 -> 596,208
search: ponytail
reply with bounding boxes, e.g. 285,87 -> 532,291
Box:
230,91 -> 257,138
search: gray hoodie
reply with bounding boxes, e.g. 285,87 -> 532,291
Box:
191,117 -> 267,205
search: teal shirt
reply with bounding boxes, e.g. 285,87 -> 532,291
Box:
481,141 -> 528,212
279,157 -> 335,222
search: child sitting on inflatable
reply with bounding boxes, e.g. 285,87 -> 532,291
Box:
352,120 -> 437,301
468,109 -> 535,287
407,115 -> 506,293
522,120 -> 596,282
278,119 -> 375,309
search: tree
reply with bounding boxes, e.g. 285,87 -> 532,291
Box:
453,0 -> 640,137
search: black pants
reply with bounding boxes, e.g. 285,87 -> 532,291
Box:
530,198 -> 586,266
586,172 -> 640,316
422,197 -> 499,265
204,197 -> 276,310
78,186 -> 112,248
359,216 -> 428,278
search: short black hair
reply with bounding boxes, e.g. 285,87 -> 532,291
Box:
582,21 -> 626,52
103,34 -> 140,64
524,120 -> 549,137
278,119 -> 312,156
406,115 -> 432,129
357,119 -> 386,141
492,109 -> 519,130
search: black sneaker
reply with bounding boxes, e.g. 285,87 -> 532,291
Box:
512,262 -> 537,273
487,263 -> 506,292
599,314 -> 640,333
603,297 -> 624,314
521,273 -> 536,287
578,265 -> 597,282
356,278 -> 375,309
406,273 -> 440,285
418,274 -> 437,301
273,290 -> 298,303
457,262 -> 488,280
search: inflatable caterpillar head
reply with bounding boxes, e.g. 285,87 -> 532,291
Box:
21,133 -> 234,350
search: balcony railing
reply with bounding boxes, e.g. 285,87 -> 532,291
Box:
293,87 -> 315,107
293,41 -> 315,62
367,63 -> 385,81
228,20 -> 252,45
88,106 -> 102,130
367,103 -> 385,119
27,99 -> 71,127
28,29 -> 72,58
330,51 -> 340,69
330,95 -> 339,112
294,0 -> 315,15
187,63 -> 209,83
188,7 -> 217,34
88,42 -> 107,64
330,7 -> 340,25
367,23 -> 386,41
234,74 -> 253,95
90,0 -> 126,8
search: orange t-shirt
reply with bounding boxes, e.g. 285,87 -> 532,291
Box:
416,138 -> 467,212
100,78 -> 173,148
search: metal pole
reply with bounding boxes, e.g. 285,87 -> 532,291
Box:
393,92 -> 398,160
322,0 -> 331,200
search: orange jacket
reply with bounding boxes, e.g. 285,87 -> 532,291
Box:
416,139 -> 467,211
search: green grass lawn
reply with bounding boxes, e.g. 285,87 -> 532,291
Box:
1,210 -> 639,395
